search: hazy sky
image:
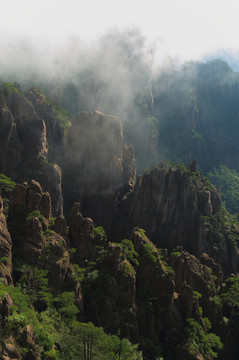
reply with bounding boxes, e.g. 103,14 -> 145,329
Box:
1,0 -> 239,65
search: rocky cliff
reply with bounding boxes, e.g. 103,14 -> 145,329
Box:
0,196 -> 12,285
0,83 -> 64,216
1,174 -> 239,359
0,86 -> 136,222
7,180 -> 79,297
113,161 -> 239,276
1,83 -> 239,359
25,86 -> 68,167
63,110 -> 136,230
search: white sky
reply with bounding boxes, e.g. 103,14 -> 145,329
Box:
1,0 -> 239,64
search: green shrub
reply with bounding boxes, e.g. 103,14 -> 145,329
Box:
49,217 -> 56,228
193,291 -> 202,301
158,248 -> 175,274
121,239 -> 139,266
53,292 -> 79,324
43,349 -> 60,360
0,174 -> 16,191
34,323 -> 55,351
26,210 -> 43,221
69,247 -> 76,255
33,86 -> 44,95
0,174 -> 16,217
171,251 -> 181,257
87,270 -> 99,282
210,295 -> 222,310
161,160 -> 189,174
221,276 -> 239,308
137,228 -> 147,238
142,242 -> 158,264
60,322 -> 143,360
120,261 -> 135,278
71,264 -> 86,282
202,209 -> 239,249
0,283 -> 39,340
7,310 -> 27,331
44,96 -> 71,135
1,82 -> 20,95
208,164 -> 239,214
0,256 -> 10,265
186,318 -> 223,358
93,226 -> 106,239
16,264 -> 52,308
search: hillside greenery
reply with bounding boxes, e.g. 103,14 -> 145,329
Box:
208,164 -> 239,214
0,174 -> 16,216
0,270 -> 143,360
3,52 -> 239,359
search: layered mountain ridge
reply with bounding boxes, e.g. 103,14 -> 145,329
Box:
0,82 -> 239,359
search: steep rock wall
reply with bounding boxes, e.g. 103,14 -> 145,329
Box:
113,162 -> 239,275
0,196 -> 12,285
0,84 -> 63,216
64,110 -> 136,230
7,180 -> 78,295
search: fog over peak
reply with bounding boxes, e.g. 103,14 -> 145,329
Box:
2,0 -> 239,71
2,1 -> 239,177
1,0 -> 239,124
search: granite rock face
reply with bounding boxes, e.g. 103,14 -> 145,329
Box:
64,110 -> 136,230
0,84 -> 64,216
66,111 -> 126,194
113,162 -> 239,275
0,86 -> 137,220
0,91 -> 21,179
79,227 -> 222,359
125,164 -> 221,252
25,86 -> 67,166
68,202 -> 96,263
0,196 -> 12,285
0,174 -> 229,359
8,180 -> 77,295
1,84 -> 47,173
1,82 -> 237,359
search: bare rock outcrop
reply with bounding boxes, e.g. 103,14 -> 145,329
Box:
2,83 -> 47,172
81,227 -> 223,359
0,84 -> 64,216
169,248 -> 222,320
0,196 -> 12,285
25,86 -> 67,166
8,180 -> 50,261
7,180 -> 77,294
170,250 -> 221,297
0,92 -> 21,179
113,162 -> 239,275
68,202 -> 97,263
64,111 -> 136,231
131,229 -> 176,349
38,162 -> 63,216
125,164 -> 221,253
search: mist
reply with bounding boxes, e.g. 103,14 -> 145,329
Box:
1,30 -> 152,110
2,3 -> 239,175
